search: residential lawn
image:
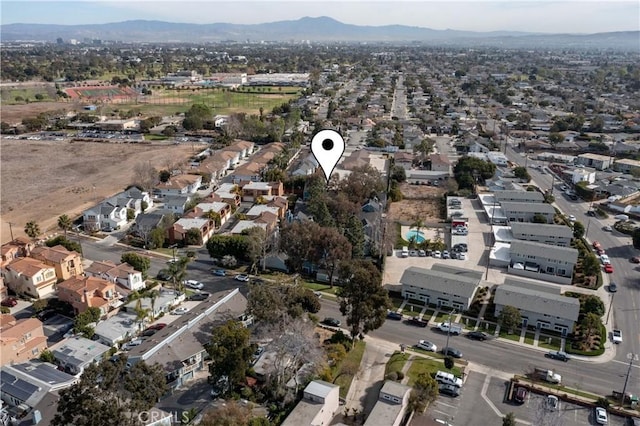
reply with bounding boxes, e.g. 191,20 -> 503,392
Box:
434,311 -> 451,323
390,297 -> 404,309
408,347 -> 445,359
406,358 -> 462,386
144,134 -> 168,141
301,282 -> 340,295
385,352 -> 409,376
402,308 -> 421,318
539,337 -> 562,351
499,329 -> 522,342
524,332 -> 535,345
462,318 -> 477,330
334,341 -> 366,399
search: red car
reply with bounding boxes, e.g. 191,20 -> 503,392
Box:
592,241 -> 601,250
1,297 -> 17,307
148,323 -> 167,330
604,264 -> 614,273
597,248 -> 606,256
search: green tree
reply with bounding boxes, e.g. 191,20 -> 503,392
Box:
317,227 -> 352,287
184,228 -> 202,246
498,305 -> 522,333
32,298 -> 48,312
121,252 -> 151,279
337,260 -> 392,340
159,170 -> 171,183
503,412 -> 517,426
126,208 -> 136,221
583,295 -> 605,316
444,356 -> 454,370
149,227 -> 166,249
73,307 -> 101,338
513,166 -> 530,182
572,221 -> 585,239
46,235 -> 82,254
24,220 -> 41,239
344,214 -> 365,258
167,256 -> 190,292
57,214 -> 73,238
408,372 -> 439,413
532,213 -> 548,224
206,320 -> 255,394
582,253 -> 601,276
39,349 -> 56,363
243,226 -> 267,273
580,312 -> 601,340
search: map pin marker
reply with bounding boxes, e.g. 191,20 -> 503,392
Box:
311,129 -> 345,183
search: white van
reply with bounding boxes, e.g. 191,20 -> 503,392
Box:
401,247 -> 409,258
437,322 -> 463,335
435,371 -> 463,388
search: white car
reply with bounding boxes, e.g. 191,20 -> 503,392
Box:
172,307 -> 189,315
183,280 -> 204,290
568,215 -> 576,222
458,252 -> 467,260
433,251 -> 442,258
595,407 -> 608,425
234,274 -> 250,282
416,340 -> 437,352
123,339 -> 143,351
612,329 -> 622,344
546,395 -> 559,411
600,254 -> 611,265
603,225 -> 613,232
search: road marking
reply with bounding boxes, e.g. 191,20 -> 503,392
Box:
612,359 -> 640,369
480,375 -> 532,425
436,401 -> 458,409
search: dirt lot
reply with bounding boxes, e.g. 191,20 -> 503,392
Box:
1,102 -> 79,124
387,182 -> 446,224
0,139 -> 195,243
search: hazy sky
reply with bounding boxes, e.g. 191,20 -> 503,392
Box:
2,1 -> 639,34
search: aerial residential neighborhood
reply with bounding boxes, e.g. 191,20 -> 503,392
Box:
0,7 -> 639,426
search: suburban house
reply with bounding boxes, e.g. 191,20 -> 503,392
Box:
125,289 -> 242,390
3,258 -> 57,299
229,162 -> 265,183
30,245 -> 84,281
500,201 -> 556,224
0,277 -> 7,302
49,336 -> 111,375
576,153 -> 613,170
169,217 -> 214,245
494,278 -> 580,336
216,149 -> 242,168
1,237 -> 35,268
494,190 -> 544,204
122,287 -> 184,320
188,202 -> 232,226
163,195 -> 192,215
510,222 -> 573,247
400,265 -> 481,311
0,315 -> 47,366
212,183 -> 241,207
82,201 -> 128,232
264,196 -> 289,218
363,381 -> 412,426
281,380 -> 340,426
84,260 -> 145,291
132,212 -> 174,238
291,154 -> 319,177
241,181 -> 285,202
509,240 -> 579,284
154,174 -> 203,197
230,212 -> 278,235
229,139 -> 256,158
57,276 -> 121,317
393,152 -> 414,171
429,153 -> 452,173
614,158 -> 640,175
93,311 -> 140,347
246,205 -> 281,220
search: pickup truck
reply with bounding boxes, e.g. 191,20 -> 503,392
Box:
534,368 -> 562,384
409,317 -> 429,327
437,322 -> 463,335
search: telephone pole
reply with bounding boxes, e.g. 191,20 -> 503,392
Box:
620,354 -> 635,407
7,222 -> 15,241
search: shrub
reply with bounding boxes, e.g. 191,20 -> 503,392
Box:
396,371 -> 405,380
386,372 -> 398,381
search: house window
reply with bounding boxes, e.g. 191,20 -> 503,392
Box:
546,266 -> 555,273
558,269 -> 566,275
32,347 -> 40,355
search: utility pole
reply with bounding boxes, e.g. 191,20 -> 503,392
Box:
620,354 -> 635,407
605,292 -> 615,325
445,309 -> 457,352
7,222 -> 15,242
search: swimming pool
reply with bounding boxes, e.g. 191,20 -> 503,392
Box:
405,229 -> 426,244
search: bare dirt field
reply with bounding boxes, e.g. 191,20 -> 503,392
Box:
387,182 -> 446,224
0,139 -> 195,243
1,102 -> 79,124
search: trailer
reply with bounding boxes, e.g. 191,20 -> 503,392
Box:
534,368 -> 562,384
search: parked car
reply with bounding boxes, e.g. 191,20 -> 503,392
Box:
36,309 -> 57,321
189,292 -> 210,301
148,323 -> 167,330
418,249 -> 426,257
458,252 -> 467,260
439,384 -> 460,397
123,339 -> 143,351
595,407 -> 608,425
612,329 -> 623,344
442,347 -> 463,358
212,269 -> 226,276
322,317 -> 341,327
432,251 -> 442,258
156,269 -> 171,281
467,331 -> 488,341
184,280 -> 204,290
1,297 -> 18,307
142,328 -> 158,337
603,225 -> 613,232
513,387 -> 528,404
234,274 -> 250,282
631,256 -> 640,264
442,250 -> 450,259
408,317 -> 429,327
608,282 -> 618,293
172,307 -> 189,315
600,254 -> 610,264
409,250 -> 419,257
568,215 -> 576,222
387,311 -> 403,320
546,395 -> 559,411
545,351 -> 571,362
416,340 -> 437,352
604,264 -> 614,274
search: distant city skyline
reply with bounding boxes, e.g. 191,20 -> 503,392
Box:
2,1 -> 639,34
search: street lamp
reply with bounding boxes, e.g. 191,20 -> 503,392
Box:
445,309 -> 457,353
169,244 -> 178,262
605,292 -> 615,325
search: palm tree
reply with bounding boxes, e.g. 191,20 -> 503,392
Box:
148,290 -> 159,322
57,214 -> 72,238
168,256 -> 190,293
24,220 -> 41,239
134,299 -> 149,330
410,217 -> 425,246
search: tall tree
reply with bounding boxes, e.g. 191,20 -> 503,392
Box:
337,260 -> 391,339
344,215 -> 365,258
279,221 -> 319,272
206,320 -> 255,393
24,220 -> 41,239
338,165 -> 385,205
316,227 -> 352,287
121,252 -> 151,279
503,412 -> 517,426
498,305 -> 522,333
572,221 -> 585,239
408,372 -> 439,413
167,256 -> 190,292
580,312 -> 601,340
244,226 -> 268,273
57,214 -> 73,238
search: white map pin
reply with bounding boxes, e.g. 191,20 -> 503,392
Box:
311,129 -> 345,183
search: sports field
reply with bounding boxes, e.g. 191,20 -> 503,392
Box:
65,86 -> 137,99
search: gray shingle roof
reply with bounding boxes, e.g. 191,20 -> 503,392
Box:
510,240 -> 578,264
500,201 -> 556,214
431,264 -> 484,281
495,281 -> 580,322
510,222 -> 573,239
400,266 -> 479,299
495,190 -> 544,203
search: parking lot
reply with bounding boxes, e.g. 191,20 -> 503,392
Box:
425,371 -> 630,426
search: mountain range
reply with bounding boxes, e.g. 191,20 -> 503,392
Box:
1,16 -> 638,49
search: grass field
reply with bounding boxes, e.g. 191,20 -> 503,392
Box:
406,358 -> 462,386
1,87 -> 56,104
385,352 -> 409,377
334,341 -> 366,399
